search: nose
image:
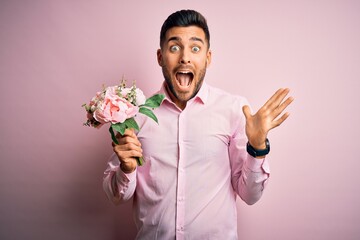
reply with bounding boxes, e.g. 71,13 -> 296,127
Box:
179,49 -> 191,64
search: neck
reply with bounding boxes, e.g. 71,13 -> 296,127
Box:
165,84 -> 187,110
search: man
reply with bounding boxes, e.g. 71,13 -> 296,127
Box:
103,9 -> 293,239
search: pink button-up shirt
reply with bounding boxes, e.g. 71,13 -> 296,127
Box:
103,83 -> 270,240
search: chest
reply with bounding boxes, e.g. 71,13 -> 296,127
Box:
137,103 -> 234,167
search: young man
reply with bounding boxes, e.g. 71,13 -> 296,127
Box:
103,9 -> 293,239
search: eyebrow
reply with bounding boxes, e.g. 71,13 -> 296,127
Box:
167,36 -> 205,45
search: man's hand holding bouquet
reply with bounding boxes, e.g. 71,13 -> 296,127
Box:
83,79 -> 164,166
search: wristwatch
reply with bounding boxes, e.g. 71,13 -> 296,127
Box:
246,138 -> 270,157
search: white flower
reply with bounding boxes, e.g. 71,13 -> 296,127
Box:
135,88 -> 146,105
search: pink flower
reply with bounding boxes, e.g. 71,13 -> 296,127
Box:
93,87 -> 139,124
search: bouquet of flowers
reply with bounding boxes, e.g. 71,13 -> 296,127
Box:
83,79 -> 164,166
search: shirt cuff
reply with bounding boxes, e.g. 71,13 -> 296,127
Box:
246,154 -> 270,174
115,167 -> 137,185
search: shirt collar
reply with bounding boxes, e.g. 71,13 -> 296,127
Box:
159,81 -> 209,106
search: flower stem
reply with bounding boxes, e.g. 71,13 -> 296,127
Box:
109,126 -> 119,144
136,156 -> 144,166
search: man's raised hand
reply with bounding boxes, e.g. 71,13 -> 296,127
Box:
242,88 -> 294,150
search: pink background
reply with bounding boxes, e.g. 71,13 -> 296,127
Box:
1,0 -> 359,239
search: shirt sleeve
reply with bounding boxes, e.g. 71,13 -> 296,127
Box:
228,98 -> 270,205
102,153 -> 137,205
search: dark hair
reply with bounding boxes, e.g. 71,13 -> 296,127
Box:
160,9 -> 210,49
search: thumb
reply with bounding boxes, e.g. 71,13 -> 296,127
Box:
242,105 -> 252,120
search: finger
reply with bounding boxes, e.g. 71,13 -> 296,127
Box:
124,128 -> 135,136
269,88 -> 291,110
114,132 -> 142,150
114,141 -> 143,151
115,148 -> 143,159
265,88 -> 290,110
116,129 -> 141,146
116,152 -> 143,164
263,88 -> 285,107
113,144 -> 143,159
118,135 -> 141,146
271,112 -> 290,129
242,105 -> 252,119
270,96 -> 294,120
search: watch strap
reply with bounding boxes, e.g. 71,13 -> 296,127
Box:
246,138 -> 270,157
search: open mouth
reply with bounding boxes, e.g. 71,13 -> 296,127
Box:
176,71 -> 194,88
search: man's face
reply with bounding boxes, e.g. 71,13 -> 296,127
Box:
157,26 -> 212,109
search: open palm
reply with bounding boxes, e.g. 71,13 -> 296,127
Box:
242,88 -> 294,150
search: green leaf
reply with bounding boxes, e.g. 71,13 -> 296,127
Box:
141,94 -> 165,108
112,122 -> 126,135
124,118 -> 140,131
139,107 -> 158,123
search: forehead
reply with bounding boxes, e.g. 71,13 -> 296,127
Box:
165,26 -> 206,43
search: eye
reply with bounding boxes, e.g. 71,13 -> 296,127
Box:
192,46 -> 200,52
170,45 -> 180,52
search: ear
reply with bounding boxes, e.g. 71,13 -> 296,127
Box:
206,49 -> 212,68
157,49 -> 163,66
